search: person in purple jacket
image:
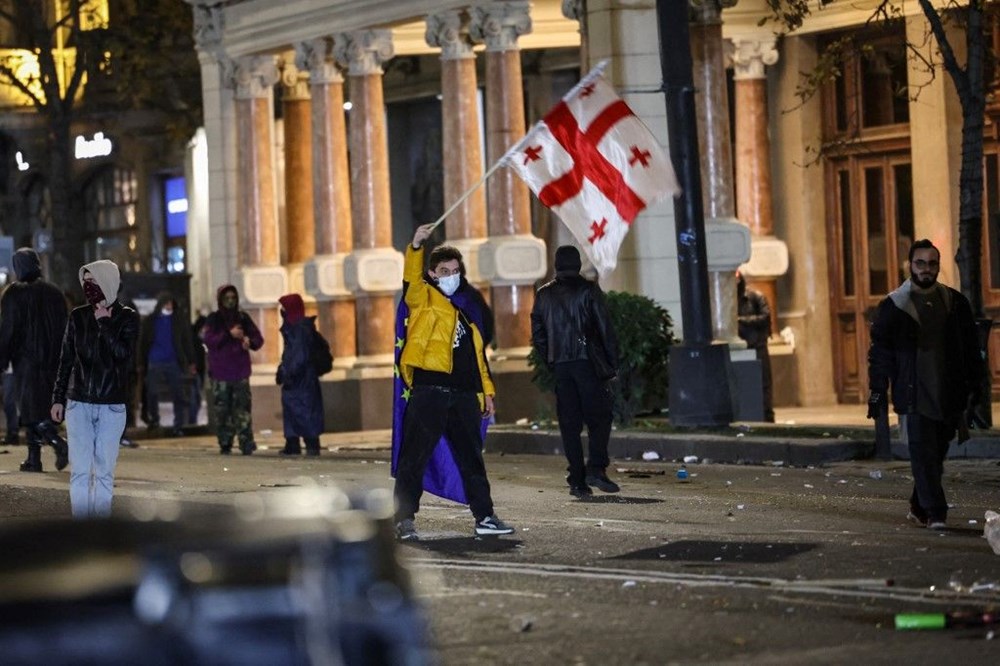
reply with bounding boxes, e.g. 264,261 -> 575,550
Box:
201,284 -> 264,455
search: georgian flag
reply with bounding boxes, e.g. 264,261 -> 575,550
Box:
504,61 -> 680,276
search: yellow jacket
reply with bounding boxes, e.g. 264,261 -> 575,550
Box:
399,244 -> 495,400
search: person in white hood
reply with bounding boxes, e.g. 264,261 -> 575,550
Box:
51,260 -> 139,518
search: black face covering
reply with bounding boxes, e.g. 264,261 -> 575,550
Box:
83,280 -> 106,306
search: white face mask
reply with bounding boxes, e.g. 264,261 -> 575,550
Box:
437,273 -> 461,297
161,307 -> 173,316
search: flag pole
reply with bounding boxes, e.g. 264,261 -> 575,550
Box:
425,158 -> 508,233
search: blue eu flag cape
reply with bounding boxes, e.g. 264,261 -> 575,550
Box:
390,285 -> 490,504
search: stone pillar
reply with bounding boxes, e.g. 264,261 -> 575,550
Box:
771,34 -> 837,406
280,60 -> 315,302
298,38 -> 357,372
690,0 -> 748,345
232,54 -> 285,366
731,34 -> 786,336
562,0 -> 588,74
426,10 -> 488,272
471,1 -> 546,356
334,30 -> 404,367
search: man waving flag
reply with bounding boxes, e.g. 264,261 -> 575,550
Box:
504,61 -> 680,276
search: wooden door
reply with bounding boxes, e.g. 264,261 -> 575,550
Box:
827,155 -> 914,403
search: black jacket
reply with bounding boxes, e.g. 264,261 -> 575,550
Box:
52,303 -> 139,406
0,278 -> 68,423
530,270 -> 619,372
868,279 -> 983,419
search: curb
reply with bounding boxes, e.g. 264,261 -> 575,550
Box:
486,429 -> 1000,467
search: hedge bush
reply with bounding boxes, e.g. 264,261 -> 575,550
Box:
528,290 -> 676,426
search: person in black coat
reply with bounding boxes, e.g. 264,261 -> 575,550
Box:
867,239 -> 984,530
530,245 -> 620,498
0,248 -> 69,472
276,293 -> 324,456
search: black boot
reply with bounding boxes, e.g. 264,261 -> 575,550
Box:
19,443 -> 42,472
36,421 -> 68,471
304,437 -> 321,457
279,437 -> 301,456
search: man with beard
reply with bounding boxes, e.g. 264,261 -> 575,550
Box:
0,248 -> 69,472
867,239 -> 984,530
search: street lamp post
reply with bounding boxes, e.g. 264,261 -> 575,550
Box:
657,0 -> 733,426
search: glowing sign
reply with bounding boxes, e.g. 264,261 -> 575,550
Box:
74,132 -> 113,159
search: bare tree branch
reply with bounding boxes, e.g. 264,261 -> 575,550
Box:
917,0 -> 969,99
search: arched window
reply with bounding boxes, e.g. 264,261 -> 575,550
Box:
81,165 -> 142,272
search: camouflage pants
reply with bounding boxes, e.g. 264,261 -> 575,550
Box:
211,379 -> 254,451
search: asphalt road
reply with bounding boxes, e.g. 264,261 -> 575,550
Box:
1,436 -> 999,664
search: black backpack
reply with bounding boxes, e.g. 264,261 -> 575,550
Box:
310,329 -> 333,376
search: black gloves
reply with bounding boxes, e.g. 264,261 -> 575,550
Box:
866,391 -> 887,420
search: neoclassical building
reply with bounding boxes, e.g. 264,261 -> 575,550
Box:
183,0 -> 1000,428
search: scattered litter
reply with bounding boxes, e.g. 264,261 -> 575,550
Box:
736,504 -> 745,510
822,432 -> 830,437
725,480 -> 732,486
374,460 -> 387,465
736,433 -> 744,438
804,484 -> 814,489
969,520 -> 978,525
509,615 -> 534,632
259,483 -> 298,488
260,429 -> 272,436
222,467 -> 229,472
676,468 -> 689,482
616,467 -> 665,476
622,580 -> 637,588
515,418 -> 529,425
683,455 -> 699,464
714,556 -> 722,562
642,451 -> 660,461
869,470 -> 883,480
771,461 -> 785,467
838,480 -> 847,484
770,472 -> 782,477
531,424 -> 539,430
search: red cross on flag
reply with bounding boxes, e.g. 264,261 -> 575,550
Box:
504,61 -> 680,276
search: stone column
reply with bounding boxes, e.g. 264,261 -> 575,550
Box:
426,10 -> 487,244
471,1 -> 546,356
334,30 -> 404,367
689,0 -> 749,346
731,34 -> 786,336
771,34 -> 838,406
298,38 -> 357,372
280,60 -> 315,317
232,54 -> 285,366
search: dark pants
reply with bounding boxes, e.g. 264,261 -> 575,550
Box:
394,386 -> 494,522
2,372 -> 18,437
146,362 -> 187,428
905,413 -> 954,522
554,360 -> 613,486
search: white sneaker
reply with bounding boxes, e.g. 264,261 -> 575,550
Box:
927,520 -> 947,531
475,515 -> 515,536
395,518 -> 419,541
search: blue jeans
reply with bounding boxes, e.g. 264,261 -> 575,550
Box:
66,400 -> 126,518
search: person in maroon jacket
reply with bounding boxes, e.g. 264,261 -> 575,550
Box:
201,284 -> 264,455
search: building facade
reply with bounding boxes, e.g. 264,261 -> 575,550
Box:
183,0 -> 999,429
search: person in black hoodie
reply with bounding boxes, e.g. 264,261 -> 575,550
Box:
0,247 -> 69,472
530,245 -> 620,498
51,260 -> 139,518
